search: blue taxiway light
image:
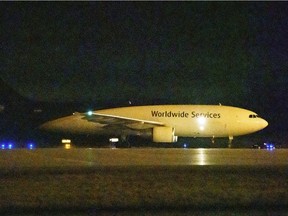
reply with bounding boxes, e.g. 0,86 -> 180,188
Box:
0,141 -> 37,150
264,143 -> 275,150
28,143 -> 35,150
0,143 -> 14,149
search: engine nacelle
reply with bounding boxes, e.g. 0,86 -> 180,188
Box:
153,126 -> 178,143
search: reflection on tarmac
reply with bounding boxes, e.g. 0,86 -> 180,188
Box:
0,148 -> 287,169
197,148 -> 206,165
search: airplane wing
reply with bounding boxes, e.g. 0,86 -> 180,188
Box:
80,112 -> 164,130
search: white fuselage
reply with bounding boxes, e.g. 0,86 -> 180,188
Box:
95,105 -> 268,137
40,105 -> 268,140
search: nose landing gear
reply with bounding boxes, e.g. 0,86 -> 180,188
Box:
228,136 -> 233,148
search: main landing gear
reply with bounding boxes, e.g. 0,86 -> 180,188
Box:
109,135 -> 131,148
120,135 -> 131,148
211,136 -> 233,148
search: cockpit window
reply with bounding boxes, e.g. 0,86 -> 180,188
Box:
249,114 -> 259,118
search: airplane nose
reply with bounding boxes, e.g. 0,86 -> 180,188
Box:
261,118 -> 268,129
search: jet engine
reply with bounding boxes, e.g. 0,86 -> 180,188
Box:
152,126 -> 178,143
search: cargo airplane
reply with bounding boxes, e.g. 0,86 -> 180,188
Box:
40,105 -> 268,144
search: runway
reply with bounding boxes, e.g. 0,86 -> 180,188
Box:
0,148 -> 287,169
0,148 -> 287,215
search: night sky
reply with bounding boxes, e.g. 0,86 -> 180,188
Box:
1,2 -> 288,139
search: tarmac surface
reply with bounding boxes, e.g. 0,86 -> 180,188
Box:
0,148 -> 287,215
0,148 -> 287,169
